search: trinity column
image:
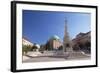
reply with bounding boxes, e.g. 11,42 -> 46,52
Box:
63,18 -> 73,53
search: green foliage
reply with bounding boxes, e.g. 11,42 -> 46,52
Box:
32,45 -> 38,49
39,45 -> 45,53
22,45 -> 32,55
30,45 -> 38,51
58,46 -> 63,50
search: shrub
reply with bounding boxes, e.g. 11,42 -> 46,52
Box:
22,45 -> 32,55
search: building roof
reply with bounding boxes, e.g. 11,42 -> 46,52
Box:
22,36 -> 33,44
50,35 -> 60,40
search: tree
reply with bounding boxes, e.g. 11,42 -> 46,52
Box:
22,45 -> 32,55
58,46 -> 63,50
39,44 -> 46,53
31,45 -> 38,51
85,41 -> 91,53
73,44 -> 80,51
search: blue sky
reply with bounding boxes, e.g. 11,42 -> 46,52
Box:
23,10 -> 90,44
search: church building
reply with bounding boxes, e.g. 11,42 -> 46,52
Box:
45,35 -> 62,51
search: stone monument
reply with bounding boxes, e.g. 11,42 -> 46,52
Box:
63,18 -> 73,54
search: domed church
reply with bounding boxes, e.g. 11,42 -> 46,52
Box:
50,35 -> 60,40
45,35 -> 62,51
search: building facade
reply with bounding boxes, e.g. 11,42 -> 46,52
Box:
22,37 -> 33,46
72,31 -> 91,53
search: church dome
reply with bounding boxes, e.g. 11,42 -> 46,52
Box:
50,35 -> 60,40
34,44 -> 40,48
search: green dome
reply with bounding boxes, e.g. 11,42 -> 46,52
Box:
50,35 -> 60,40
